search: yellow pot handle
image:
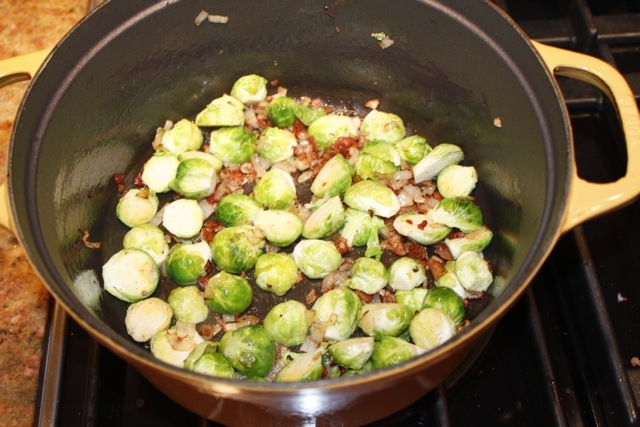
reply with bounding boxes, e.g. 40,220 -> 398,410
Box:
532,41 -> 640,233
0,49 -> 51,232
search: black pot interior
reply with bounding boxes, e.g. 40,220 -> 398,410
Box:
10,0 -> 570,371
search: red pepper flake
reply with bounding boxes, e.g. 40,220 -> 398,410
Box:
447,230 -> 466,239
113,173 -> 125,193
417,220 -> 428,230
134,170 -> 145,187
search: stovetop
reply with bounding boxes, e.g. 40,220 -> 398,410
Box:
35,1 -> 640,426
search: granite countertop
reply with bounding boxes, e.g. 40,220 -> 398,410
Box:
0,1 -> 85,425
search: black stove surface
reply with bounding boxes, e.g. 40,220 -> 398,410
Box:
36,1 -> 640,426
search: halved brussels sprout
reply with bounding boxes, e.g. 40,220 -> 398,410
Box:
253,209 -> 303,247
395,135 -> 431,166
452,251 -> 493,292
360,110 -> 406,144
312,287 -> 362,341
435,263 -> 475,300
230,74 -> 268,105
362,140 -> 402,166
257,127 -> 298,164
254,253 -> 300,296
392,212 -> 451,245
141,150 -> 180,193
116,188 -> 159,228
395,288 -> 428,313
178,150 -> 223,172
355,152 -> 398,180
252,167 -> 297,210
184,341 -> 236,379
444,225 -> 493,259
219,325 -> 276,378
422,286 -> 465,325
327,337 -> 375,371
302,196 -> 346,239
150,324 -> 204,367
168,285 -> 209,324
263,300 -> 312,347
412,143 -> 464,184
343,180 -> 400,218
357,303 -> 414,338
211,225 -> 265,273
103,248 -> 159,303
122,223 -> 169,267
387,257 -> 427,291
370,336 -> 424,369
159,119 -> 204,155
426,198 -> 483,234
171,158 -> 218,199
346,257 -> 388,295
292,239 -> 343,279
338,208 -> 386,260
275,347 -> 324,382
209,126 -> 257,165
165,241 -> 212,286
437,164 -> 478,198
124,297 -> 173,342
195,94 -> 245,127
204,271 -> 253,315
310,154 -> 355,199
307,114 -> 360,149
162,198 -> 204,239
293,102 -> 327,126
215,193 -> 262,227
268,95 -> 297,128
409,308 -> 456,351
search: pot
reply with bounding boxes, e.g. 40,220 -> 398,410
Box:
1,0 -> 639,425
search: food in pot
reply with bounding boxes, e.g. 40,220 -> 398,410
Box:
102,74 -> 495,381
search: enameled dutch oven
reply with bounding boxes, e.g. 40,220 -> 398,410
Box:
1,0 -> 639,425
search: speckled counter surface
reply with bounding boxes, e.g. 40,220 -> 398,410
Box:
0,1 -> 85,425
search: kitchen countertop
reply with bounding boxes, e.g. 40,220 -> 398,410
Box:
0,1 -> 85,425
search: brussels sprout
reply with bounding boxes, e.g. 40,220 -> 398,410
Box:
268,96 -> 297,128
392,212 -> 451,246
150,324 -> 204,367
209,126 -> 257,165
360,110 -> 406,144
292,239 -> 342,279
159,119 -> 204,155
195,94 -> 245,127
263,300 -> 312,346
395,288 -> 428,313
215,193 -> 263,227
412,143 -> 464,184
444,225 -> 493,259
162,198 -> 204,239
426,198 -> 483,234
307,114 -> 360,149
370,336 -> 424,369
124,297 -> 173,342
168,285 -> 209,324
362,140 -> 402,166
310,154 -> 355,199
436,164 -> 478,199
204,271 -> 253,315
178,150 -> 223,172
165,241 -> 212,286
171,158 -> 218,199
387,257 -> 427,291
343,180 -> 400,218
357,303 -> 414,338
302,196 -> 346,239
103,248 -> 159,303
211,225 -> 265,273
293,102 -> 327,126
395,135 -> 431,165
253,209 -> 303,247
312,287 -> 362,341
435,263 -> 474,300
452,251 -> 493,292
409,308 -> 456,351
257,127 -> 298,163
422,286 -> 465,325
219,325 -> 277,378
116,188 -> 159,228
122,223 -> 169,266
252,167 -> 297,210
346,257 -> 388,294
230,74 -> 268,105
338,208 -> 386,259
354,152 -> 398,180
141,150 -> 180,193
185,341 -> 236,379
254,253 -> 300,296
327,337 -> 375,370
275,347 -> 324,382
